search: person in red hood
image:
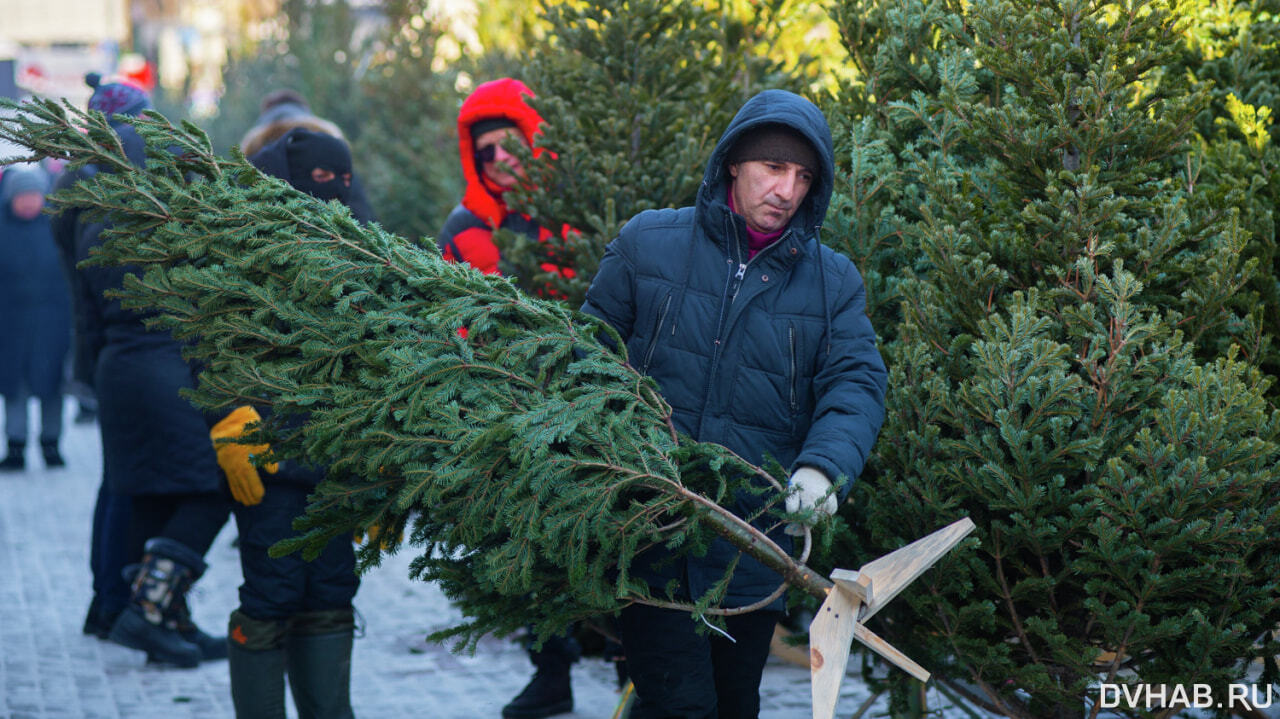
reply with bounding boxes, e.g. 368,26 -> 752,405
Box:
437,78 -> 574,291
438,78 -> 581,719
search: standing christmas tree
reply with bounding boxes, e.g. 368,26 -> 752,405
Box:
820,0 -> 1280,716
493,0 -> 811,306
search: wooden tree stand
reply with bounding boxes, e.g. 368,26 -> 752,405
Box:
808,518 -> 975,719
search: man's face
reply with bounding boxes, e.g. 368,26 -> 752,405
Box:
9,192 -> 45,221
728,160 -> 814,235
474,127 -> 528,190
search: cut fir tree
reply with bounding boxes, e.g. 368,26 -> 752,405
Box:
0,99 -> 809,647
0,100 -> 975,695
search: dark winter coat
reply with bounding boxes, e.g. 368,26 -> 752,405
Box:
581,90 -> 888,609
71,124 -> 222,496
0,167 -> 72,400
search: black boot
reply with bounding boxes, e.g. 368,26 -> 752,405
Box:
40,439 -> 64,468
228,610 -> 290,719
107,537 -> 206,668
502,634 -> 579,719
0,440 -> 24,471
285,609 -> 356,719
173,593 -> 228,660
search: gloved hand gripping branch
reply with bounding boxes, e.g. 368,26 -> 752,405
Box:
211,406 -> 278,506
784,466 -> 838,536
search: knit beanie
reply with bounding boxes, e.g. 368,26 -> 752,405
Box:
85,72 -> 152,119
727,123 -> 819,176
2,166 -> 48,201
470,117 -> 519,142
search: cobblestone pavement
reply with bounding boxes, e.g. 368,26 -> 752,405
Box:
1,401 -> 911,719
7,402 -> 1280,719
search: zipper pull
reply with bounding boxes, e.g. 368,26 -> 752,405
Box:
734,262 -> 747,281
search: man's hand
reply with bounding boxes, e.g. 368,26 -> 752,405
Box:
784,466 -> 837,535
211,406 -> 278,506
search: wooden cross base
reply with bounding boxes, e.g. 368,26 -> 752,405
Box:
809,518 -> 976,719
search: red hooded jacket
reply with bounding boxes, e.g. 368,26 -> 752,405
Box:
437,78 -> 573,284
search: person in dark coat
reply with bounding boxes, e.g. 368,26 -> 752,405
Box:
439,77 -> 582,719
71,79 -> 233,667
0,163 -> 71,471
221,127 -> 362,719
59,74 -> 140,644
580,89 -> 889,718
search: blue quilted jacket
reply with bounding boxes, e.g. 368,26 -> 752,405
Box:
582,90 -> 888,609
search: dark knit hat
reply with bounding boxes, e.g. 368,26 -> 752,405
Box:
85,72 -> 152,119
727,123 -> 819,176
2,165 -> 49,204
470,116 -> 519,141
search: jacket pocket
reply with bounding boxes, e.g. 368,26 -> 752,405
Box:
641,292 -> 673,374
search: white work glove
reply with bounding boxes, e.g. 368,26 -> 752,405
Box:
784,466 -> 838,536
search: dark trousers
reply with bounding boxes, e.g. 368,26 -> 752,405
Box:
128,491 -> 232,564
619,604 -> 781,719
4,389 -> 63,443
89,479 -> 132,615
233,483 -> 358,619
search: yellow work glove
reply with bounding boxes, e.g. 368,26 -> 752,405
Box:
353,524 -> 403,550
210,406 -> 278,506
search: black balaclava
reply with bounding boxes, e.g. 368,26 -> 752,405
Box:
285,130 -> 353,203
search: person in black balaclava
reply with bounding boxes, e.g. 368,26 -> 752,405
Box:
218,126 -> 363,719
250,127 -> 353,204
238,89 -> 375,223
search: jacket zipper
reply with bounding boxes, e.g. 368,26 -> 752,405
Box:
698,218 -> 794,433
641,293 -> 673,374
730,228 -> 791,303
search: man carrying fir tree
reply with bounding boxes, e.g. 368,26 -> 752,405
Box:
581,89 -> 888,718
218,127 -> 365,719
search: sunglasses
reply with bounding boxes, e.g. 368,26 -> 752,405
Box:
474,144 -> 498,164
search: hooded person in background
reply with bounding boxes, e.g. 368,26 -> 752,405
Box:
438,77 -> 582,719
437,77 -> 574,289
240,89 -> 376,224
0,163 -> 71,471
580,89 -> 888,718
70,75 -> 233,668
217,127 -> 363,719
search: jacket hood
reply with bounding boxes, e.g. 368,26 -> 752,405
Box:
698,89 -> 835,239
456,78 -> 544,228
240,114 -> 345,159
